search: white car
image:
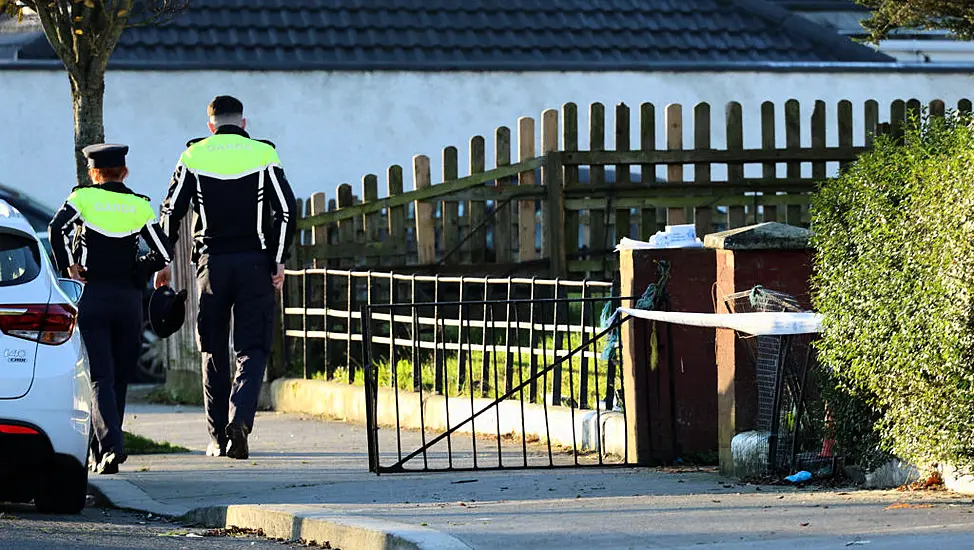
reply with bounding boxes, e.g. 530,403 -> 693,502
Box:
0,199 -> 90,514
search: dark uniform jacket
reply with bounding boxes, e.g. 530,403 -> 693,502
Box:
160,125 -> 297,264
48,181 -> 173,286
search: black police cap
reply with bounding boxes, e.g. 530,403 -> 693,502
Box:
148,285 -> 188,339
82,143 -> 129,169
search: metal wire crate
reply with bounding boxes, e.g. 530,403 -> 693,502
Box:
722,286 -> 826,475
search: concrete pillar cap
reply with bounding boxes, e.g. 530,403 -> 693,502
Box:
703,222 -> 812,251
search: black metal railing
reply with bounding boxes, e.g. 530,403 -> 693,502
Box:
361,296 -> 635,474
281,269 -> 615,398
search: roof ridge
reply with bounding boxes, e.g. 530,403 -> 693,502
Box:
727,0 -> 891,62
767,0 -> 867,11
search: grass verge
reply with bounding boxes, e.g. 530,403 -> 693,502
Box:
123,431 -> 190,455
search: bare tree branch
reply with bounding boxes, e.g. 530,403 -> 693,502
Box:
92,0 -> 132,71
31,3 -> 78,74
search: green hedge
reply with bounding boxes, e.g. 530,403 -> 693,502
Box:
812,113 -> 974,471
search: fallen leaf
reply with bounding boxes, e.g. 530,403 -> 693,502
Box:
885,502 -> 932,510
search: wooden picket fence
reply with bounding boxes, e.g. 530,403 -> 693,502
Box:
288,97 -> 970,282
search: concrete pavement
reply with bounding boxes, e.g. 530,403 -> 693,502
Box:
92,403 -> 974,549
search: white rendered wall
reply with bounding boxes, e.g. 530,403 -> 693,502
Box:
0,69 -> 971,210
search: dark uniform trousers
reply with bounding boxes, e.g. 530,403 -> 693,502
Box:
78,282 -> 143,458
196,252 -> 275,444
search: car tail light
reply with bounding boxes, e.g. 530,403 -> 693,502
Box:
0,303 -> 77,345
0,424 -> 38,435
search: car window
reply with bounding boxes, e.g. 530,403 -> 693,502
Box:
0,190 -> 55,233
0,232 -> 41,286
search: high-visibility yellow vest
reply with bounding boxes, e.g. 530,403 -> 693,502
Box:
67,187 -> 155,236
180,134 -> 281,178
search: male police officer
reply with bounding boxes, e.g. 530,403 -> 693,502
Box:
155,96 -> 296,459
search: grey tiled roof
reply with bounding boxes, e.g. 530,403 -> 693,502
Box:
9,0 -> 893,69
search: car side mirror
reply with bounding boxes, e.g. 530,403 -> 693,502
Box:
57,278 -> 83,304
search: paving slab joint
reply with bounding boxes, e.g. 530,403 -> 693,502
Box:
185,504 -> 473,550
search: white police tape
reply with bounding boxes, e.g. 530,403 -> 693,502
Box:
615,308 -> 823,336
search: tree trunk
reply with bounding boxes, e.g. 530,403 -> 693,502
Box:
69,70 -> 106,187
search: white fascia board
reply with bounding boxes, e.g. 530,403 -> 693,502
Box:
880,39 -> 974,54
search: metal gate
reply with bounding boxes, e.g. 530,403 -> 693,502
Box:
361,295 -> 635,474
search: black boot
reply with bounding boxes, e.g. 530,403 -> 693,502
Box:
225,423 -> 249,460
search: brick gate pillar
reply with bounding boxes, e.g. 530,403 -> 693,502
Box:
703,222 -> 814,476
620,247 -> 718,465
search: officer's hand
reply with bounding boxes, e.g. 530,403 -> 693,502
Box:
272,263 -> 285,290
154,265 -> 172,289
68,264 -> 86,283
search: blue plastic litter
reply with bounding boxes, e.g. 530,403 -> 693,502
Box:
600,301 -> 614,328
785,471 -> 812,483
601,302 -> 618,361
598,260 -> 672,363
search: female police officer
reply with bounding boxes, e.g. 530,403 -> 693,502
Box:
48,144 -> 173,475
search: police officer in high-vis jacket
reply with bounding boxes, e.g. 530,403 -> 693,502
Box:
49,144 -> 173,474
155,96 -> 296,460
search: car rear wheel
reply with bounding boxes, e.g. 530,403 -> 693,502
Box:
34,455 -> 88,514
0,479 -> 34,504
136,320 -> 166,383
